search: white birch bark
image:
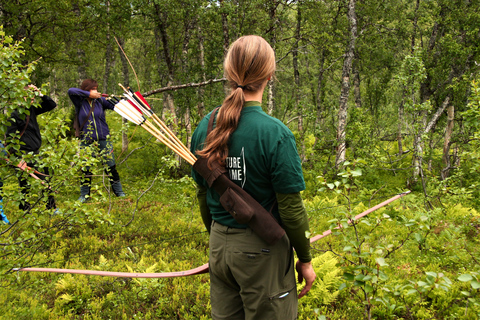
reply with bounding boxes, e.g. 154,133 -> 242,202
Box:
335,0 -> 357,168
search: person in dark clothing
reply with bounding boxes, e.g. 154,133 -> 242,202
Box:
5,85 -> 58,212
68,79 -> 125,203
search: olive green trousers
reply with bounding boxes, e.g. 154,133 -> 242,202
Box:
209,220 -> 297,320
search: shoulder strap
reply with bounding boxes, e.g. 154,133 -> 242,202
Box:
79,101 -> 95,131
19,115 -> 30,138
207,106 -> 220,135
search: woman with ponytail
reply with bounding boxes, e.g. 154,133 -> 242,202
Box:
191,35 -> 316,320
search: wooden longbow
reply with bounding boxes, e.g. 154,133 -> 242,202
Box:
13,191 -> 410,278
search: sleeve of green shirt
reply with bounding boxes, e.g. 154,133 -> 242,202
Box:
196,184 -> 212,233
276,192 -> 312,263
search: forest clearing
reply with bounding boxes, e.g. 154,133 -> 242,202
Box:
1,0 -> 480,319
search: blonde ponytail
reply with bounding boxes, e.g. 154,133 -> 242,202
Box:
197,35 -> 275,166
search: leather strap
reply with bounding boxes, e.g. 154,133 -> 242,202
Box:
19,115 -> 30,138
79,101 -> 95,131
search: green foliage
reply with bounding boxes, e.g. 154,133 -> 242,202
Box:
2,0 -> 480,318
299,252 -> 342,309
0,26 -> 38,137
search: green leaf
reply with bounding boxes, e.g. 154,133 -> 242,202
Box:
406,289 -> 417,295
343,273 -> 354,281
471,281 -> 480,289
351,169 -> 362,177
458,274 -> 473,282
376,257 -> 388,267
355,274 -> 365,281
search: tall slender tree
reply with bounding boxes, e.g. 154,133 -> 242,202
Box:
336,0 -> 357,168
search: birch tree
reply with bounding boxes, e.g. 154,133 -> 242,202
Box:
335,0 -> 357,168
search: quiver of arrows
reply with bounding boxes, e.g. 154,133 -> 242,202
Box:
112,83 -> 285,245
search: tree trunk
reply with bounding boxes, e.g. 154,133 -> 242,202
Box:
220,0 -> 230,96
293,2 -> 305,161
411,0 -> 420,53
182,17 -> 194,150
335,0 -> 357,169
314,51 -> 326,150
428,125 -> 436,171
103,1 -> 113,94
441,103 -> 454,179
117,37 -> 129,153
266,0 -> 279,115
352,56 -> 361,108
154,3 -> 177,125
197,24 -> 206,118
103,33 -> 113,94
413,96 -> 450,179
73,3 -> 87,81
413,8 -> 443,181
397,90 -> 405,156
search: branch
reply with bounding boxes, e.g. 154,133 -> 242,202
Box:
424,96 -> 450,134
142,78 -> 227,97
384,229 -> 416,259
122,164 -> 166,227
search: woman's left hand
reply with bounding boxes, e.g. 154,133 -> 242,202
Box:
296,260 -> 316,298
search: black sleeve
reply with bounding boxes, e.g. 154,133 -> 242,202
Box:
35,95 -> 57,115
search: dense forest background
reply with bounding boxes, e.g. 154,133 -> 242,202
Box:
1,0 -> 480,319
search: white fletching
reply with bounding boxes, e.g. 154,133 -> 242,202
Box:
114,104 -> 139,125
115,101 -> 143,125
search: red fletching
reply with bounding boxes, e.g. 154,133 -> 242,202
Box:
135,92 -> 151,109
127,99 -> 142,113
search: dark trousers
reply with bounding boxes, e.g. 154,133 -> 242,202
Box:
80,139 -> 120,187
18,163 -> 56,211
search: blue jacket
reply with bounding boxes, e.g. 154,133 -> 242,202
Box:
67,88 -> 114,141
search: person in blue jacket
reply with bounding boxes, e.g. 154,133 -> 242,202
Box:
68,79 -> 126,203
0,142 -> 9,224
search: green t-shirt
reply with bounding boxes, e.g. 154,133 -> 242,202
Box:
190,101 -> 306,228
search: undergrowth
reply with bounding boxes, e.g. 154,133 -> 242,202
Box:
0,112 -> 478,319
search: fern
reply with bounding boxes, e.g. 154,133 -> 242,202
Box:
55,275 -> 74,294
303,252 -> 342,305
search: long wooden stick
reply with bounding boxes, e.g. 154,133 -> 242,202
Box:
14,191 -> 410,278
309,191 -> 411,243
